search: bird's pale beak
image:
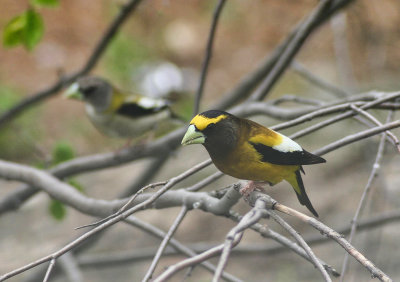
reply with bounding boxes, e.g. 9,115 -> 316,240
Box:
181,124 -> 205,145
63,82 -> 83,100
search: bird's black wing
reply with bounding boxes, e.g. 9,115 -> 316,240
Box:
116,103 -> 168,118
249,141 -> 326,165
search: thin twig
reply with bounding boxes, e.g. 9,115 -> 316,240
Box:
193,0 -> 227,115
273,202 -> 393,282
249,0 -> 334,101
291,61 -> 349,97
185,171 -> 224,192
266,210 -> 331,282
291,91 -> 400,139
75,181 -> 166,230
314,119 -> 400,156
125,216 -> 241,282
229,211 -> 340,277
215,0 -> 355,109
213,199 -> 268,281
42,259 -> 56,282
143,206 -> 189,282
349,104 -> 400,152
153,237 -> 243,282
340,111 -> 393,281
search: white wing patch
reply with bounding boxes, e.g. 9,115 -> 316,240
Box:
272,133 -> 302,152
137,97 -> 167,109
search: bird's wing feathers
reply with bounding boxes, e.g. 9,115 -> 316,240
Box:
248,129 -> 325,166
113,90 -> 169,119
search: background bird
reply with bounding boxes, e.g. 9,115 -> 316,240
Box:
64,76 -> 183,140
181,110 -> 326,217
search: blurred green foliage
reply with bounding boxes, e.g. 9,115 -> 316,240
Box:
3,9 -> 44,51
0,84 -> 41,159
2,0 -> 59,51
48,199 -> 66,221
30,0 -> 60,8
52,141 -> 75,165
48,141 -> 84,221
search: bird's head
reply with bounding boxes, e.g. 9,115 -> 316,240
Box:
181,110 -> 238,153
63,76 -> 112,112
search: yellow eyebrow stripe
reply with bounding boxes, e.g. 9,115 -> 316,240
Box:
190,114 -> 228,131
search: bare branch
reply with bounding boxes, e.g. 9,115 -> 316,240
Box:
154,238 -> 243,282
193,0 -> 227,115
143,206 -> 189,281
349,104 -> 400,151
42,259 -> 56,282
273,202 -> 393,282
291,61 -> 349,97
249,0 -> 335,101
340,111 -> 393,281
266,210 -> 331,281
213,199 -> 268,281
216,0 -> 355,109
315,119 -> 400,156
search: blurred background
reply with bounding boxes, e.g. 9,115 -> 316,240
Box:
1,0 -> 400,281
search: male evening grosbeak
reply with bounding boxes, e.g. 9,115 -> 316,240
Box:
64,76 -> 181,139
181,110 -> 326,217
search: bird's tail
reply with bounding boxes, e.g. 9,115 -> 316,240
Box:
286,169 -> 319,217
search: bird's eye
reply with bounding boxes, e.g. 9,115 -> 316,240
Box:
82,86 -> 97,96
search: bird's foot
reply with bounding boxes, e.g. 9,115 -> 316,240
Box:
239,181 -> 267,198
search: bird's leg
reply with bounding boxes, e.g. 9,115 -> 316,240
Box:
239,180 -> 268,197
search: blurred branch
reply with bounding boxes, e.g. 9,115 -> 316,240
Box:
330,11 -> 358,91
249,0 -> 335,101
291,61 -> 349,97
193,0 -> 227,116
119,153 -> 170,198
0,0 -> 143,129
216,0 -> 355,109
58,253 -> 82,282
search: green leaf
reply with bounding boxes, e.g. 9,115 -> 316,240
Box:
24,9 -> 44,50
52,141 -> 75,165
3,13 -> 27,47
2,9 -> 44,50
30,0 -> 60,8
49,199 -> 66,220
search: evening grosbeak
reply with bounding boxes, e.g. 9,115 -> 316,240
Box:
181,110 -> 326,217
64,76 -> 182,139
